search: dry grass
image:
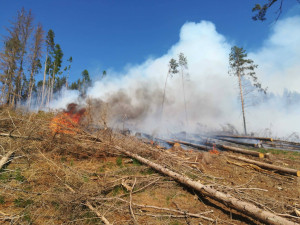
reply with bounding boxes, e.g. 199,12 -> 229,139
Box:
0,106 -> 299,224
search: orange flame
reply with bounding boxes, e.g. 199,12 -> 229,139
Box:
209,144 -> 219,155
50,103 -> 86,134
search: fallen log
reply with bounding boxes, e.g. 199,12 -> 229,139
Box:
112,145 -> 296,225
228,155 -> 300,177
220,145 -> 264,158
216,135 -> 273,142
168,140 -> 213,151
0,150 -> 15,170
215,137 -> 259,148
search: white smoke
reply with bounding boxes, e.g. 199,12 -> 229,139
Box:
51,16 -> 300,139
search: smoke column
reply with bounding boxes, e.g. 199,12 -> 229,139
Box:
51,16 -> 300,140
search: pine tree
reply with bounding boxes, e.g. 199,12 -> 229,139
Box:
178,53 -> 188,125
161,58 -> 179,117
229,46 -> 267,135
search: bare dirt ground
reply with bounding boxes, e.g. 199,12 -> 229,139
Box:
0,106 -> 299,224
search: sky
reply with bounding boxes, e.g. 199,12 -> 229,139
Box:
0,0 -> 298,83
1,1 -> 300,138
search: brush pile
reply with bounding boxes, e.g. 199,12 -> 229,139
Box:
0,106 -> 299,224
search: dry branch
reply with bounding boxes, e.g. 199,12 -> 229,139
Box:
228,155 -> 300,177
86,201 -> 111,225
112,144 -> 297,225
0,150 -> 15,170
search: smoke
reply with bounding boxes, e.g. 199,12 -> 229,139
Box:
51,16 -> 300,139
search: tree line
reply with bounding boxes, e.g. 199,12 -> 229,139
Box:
0,8 -> 95,108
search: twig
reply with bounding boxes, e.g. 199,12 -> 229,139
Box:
93,197 -> 215,222
86,201 -> 111,225
7,110 -> 21,135
129,177 -> 138,225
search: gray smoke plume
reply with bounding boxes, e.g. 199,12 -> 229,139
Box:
51,16 -> 300,140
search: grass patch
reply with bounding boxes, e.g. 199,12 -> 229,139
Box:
23,211 -> 32,224
140,168 -> 155,175
132,158 -> 142,166
116,157 -> 123,167
186,172 -> 197,180
14,197 -> 34,208
111,185 -> 128,196
15,168 -> 25,182
0,195 -> 5,204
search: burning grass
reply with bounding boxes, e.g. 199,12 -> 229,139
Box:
0,106 -> 299,224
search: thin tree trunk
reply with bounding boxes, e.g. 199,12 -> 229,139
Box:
181,68 -> 188,126
161,72 -> 169,119
238,70 -> 247,135
41,53 -> 48,107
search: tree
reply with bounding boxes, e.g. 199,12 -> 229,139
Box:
0,8 -> 37,106
41,29 -> 55,106
102,70 -> 107,79
229,46 -> 267,135
49,43 -> 63,102
252,0 -> 300,21
178,53 -> 188,125
27,23 -> 44,107
14,8 -> 34,105
0,28 -> 21,105
161,58 -> 179,117
64,56 -> 72,88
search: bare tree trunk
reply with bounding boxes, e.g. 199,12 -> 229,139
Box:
238,70 -> 247,135
161,72 -> 169,119
66,67 -> 70,89
181,68 -> 188,126
41,53 -> 48,107
50,62 -> 56,103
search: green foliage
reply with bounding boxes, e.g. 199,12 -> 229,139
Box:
178,52 -> 188,69
132,158 -> 142,166
83,175 -> 89,182
116,157 -> 123,167
15,168 -> 25,182
229,46 -> 266,94
0,169 -> 25,183
14,197 -> 34,208
111,185 -> 128,196
0,195 -> 5,204
168,58 -> 179,76
140,168 -> 155,175
23,211 -> 32,224
0,172 -> 10,183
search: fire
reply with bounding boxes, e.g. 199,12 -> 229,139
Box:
209,144 -> 220,155
50,103 -> 86,134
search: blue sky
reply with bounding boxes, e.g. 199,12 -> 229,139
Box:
0,0 -> 299,83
